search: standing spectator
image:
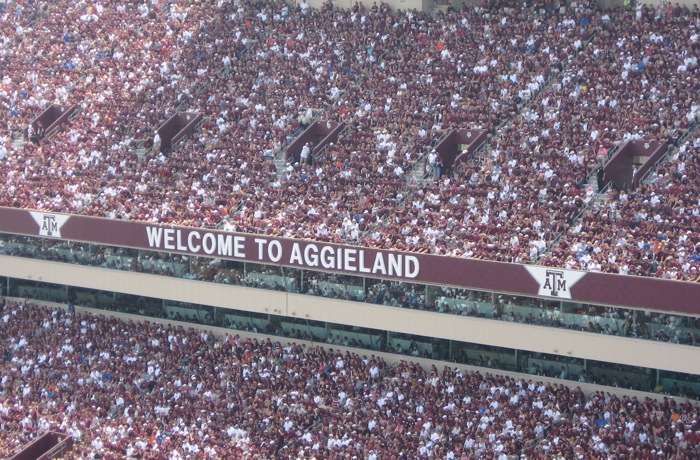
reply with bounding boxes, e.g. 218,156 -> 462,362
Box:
35,122 -> 44,143
300,142 -> 311,165
427,149 -> 437,176
153,131 -> 162,154
596,166 -> 605,191
29,122 -> 44,144
435,156 -> 443,180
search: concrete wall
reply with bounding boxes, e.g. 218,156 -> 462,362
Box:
3,255 -> 699,376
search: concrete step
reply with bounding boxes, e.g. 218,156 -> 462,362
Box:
11,138 -> 25,150
274,158 -> 288,181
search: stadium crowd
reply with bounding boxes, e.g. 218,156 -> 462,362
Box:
0,0 -> 700,285
1,298 -> 700,459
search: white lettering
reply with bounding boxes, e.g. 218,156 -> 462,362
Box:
146,227 -> 163,248
217,234 -> 233,257
233,236 -> 245,258
145,227 -> 422,281
163,229 -> 175,250
320,246 -> 335,269
372,252 -> 387,275
268,240 -> 282,262
202,233 -> 216,255
304,244 -> 319,267
358,250 -> 371,273
344,248 -> 357,271
405,255 -> 420,278
289,243 -> 303,265
188,231 -> 201,253
176,230 -> 187,251
388,254 -> 402,277
254,238 -> 267,260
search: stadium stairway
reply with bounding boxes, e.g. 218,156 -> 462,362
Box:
273,152 -> 290,181
10,132 -> 25,151
640,121 -> 699,186
8,431 -> 73,460
399,24 -> 599,216
409,129 -> 451,185
461,25 -> 603,175
271,120 -> 317,181
270,28 -> 413,181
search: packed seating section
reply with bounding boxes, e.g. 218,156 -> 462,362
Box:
1,0 -> 699,279
1,299 -> 700,459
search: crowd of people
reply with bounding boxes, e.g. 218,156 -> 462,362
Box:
2,3 -> 700,458
1,1 -> 700,280
1,298 -> 699,459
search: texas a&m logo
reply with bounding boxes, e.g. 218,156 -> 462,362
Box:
543,270 -> 567,297
29,212 -> 71,238
524,266 -> 586,300
42,215 -> 58,236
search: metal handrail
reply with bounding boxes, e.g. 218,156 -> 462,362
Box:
535,181 -> 612,264
44,438 -> 72,459
276,415 -> 328,455
354,214 -> 388,245
640,121 -> 698,185
312,123 -> 351,164
469,26 -> 602,167
582,139 -> 626,185
217,199 -> 248,230
409,129 -> 451,181
10,129 -> 25,142
172,116 -> 206,150
276,19 -> 409,167
638,148 -> 670,185
41,106 -> 81,140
